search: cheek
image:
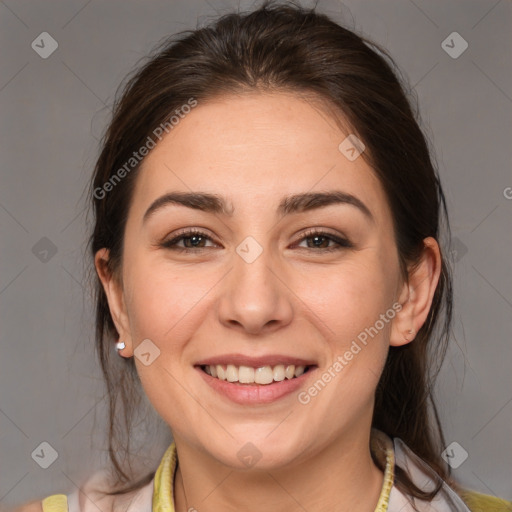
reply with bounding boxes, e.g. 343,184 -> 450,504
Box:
303,256 -> 395,338
122,259 -> 207,425
122,254 -> 221,355
299,250 -> 397,392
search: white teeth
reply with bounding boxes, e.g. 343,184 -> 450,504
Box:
226,364 -> 238,382
255,366 -> 274,384
216,365 -> 226,380
204,363 -> 309,384
238,365 -> 255,383
294,365 -> 305,377
273,364 -> 285,381
285,365 -> 295,379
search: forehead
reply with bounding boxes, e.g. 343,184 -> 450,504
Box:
131,91 -> 388,222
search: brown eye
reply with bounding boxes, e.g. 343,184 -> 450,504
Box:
295,229 -> 353,252
161,230 -> 218,252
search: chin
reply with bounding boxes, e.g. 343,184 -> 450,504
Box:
207,426 -> 312,471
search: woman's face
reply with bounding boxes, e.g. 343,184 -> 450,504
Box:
99,91 -> 411,469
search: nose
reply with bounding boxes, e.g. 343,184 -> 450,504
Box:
217,243 -> 294,335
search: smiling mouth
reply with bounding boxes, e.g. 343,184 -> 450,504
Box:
200,364 -> 314,385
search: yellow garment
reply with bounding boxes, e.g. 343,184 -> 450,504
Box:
41,439 -> 512,512
458,489 -> 512,512
40,494 -> 68,512
153,430 -> 396,512
40,440 -> 393,512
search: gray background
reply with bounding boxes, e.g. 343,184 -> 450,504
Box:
1,0 -> 511,507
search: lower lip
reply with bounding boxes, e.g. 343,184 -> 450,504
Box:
196,366 -> 316,405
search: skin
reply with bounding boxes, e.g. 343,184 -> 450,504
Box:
95,91 -> 441,512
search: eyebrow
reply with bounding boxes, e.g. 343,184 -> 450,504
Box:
142,190 -> 374,224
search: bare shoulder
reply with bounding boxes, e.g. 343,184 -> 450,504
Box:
9,500 -> 43,512
9,493 -> 68,512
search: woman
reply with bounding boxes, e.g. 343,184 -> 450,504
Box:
17,1 -> 511,511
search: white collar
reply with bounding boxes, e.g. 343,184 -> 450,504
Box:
65,435 -> 472,512
388,436 -> 471,511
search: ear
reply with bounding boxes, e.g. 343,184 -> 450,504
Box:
390,237 -> 442,347
94,248 -> 134,357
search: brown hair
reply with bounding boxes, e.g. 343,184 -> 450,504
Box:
88,0 -> 461,506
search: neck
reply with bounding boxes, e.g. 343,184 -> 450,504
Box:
172,426 -> 384,512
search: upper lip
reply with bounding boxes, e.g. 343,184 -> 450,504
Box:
195,354 -> 317,368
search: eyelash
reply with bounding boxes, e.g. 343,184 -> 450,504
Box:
160,228 -> 353,253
